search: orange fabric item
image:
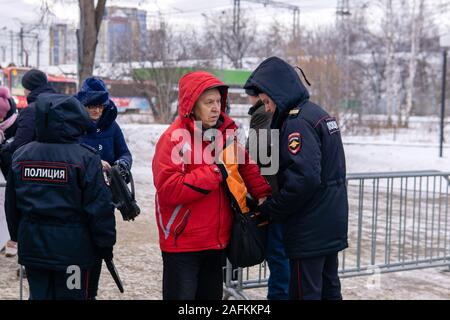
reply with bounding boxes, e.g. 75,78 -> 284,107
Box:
222,140 -> 250,214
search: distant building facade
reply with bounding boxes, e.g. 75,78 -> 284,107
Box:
49,6 -> 148,66
97,6 -> 148,63
49,23 -> 77,65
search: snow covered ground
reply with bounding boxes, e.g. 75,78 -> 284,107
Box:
1,116 -> 450,300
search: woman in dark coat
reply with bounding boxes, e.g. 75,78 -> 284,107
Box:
75,76 -> 132,299
75,77 -> 132,172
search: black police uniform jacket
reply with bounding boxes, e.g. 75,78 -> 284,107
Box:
244,56 -> 348,259
5,93 -> 116,271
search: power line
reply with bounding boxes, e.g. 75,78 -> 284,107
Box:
233,0 -> 300,40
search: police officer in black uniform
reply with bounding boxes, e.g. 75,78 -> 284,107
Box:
5,93 -> 116,300
244,56 -> 348,300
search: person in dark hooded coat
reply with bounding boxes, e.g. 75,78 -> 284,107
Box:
1,69 -> 56,260
5,93 -> 116,300
74,76 -> 132,299
244,56 -> 348,300
245,88 -> 290,300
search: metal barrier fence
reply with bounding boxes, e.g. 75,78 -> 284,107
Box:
223,170 -> 450,300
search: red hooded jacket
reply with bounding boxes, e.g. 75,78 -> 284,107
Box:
152,71 -> 271,253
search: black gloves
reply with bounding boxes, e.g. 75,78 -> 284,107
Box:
114,159 -> 129,171
255,202 -> 272,225
251,210 -> 270,227
114,159 -> 130,183
96,246 -> 113,262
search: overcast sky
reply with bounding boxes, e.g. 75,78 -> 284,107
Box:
1,0 -> 449,33
0,0 -> 449,67
0,0 -> 342,29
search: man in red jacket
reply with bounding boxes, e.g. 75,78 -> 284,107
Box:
152,71 -> 271,300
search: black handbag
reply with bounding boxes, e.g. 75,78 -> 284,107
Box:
226,195 -> 267,268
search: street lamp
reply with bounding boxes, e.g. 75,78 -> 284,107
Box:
439,32 -> 450,157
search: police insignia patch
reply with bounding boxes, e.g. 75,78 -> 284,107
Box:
288,133 -> 301,155
22,163 -> 68,184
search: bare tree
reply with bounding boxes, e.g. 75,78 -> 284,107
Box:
106,14 -> 216,123
132,20 -> 197,123
177,28 -> 215,63
205,9 -> 257,69
402,0 -> 425,126
380,0 -> 403,125
256,18 -> 287,60
77,0 -> 107,86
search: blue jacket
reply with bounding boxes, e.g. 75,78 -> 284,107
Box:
5,93 -> 116,271
81,100 -> 132,168
245,57 -> 348,259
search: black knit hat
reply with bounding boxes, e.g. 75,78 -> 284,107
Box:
21,69 -> 48,91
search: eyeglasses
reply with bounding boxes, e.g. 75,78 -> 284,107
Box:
86,104 -> 105,110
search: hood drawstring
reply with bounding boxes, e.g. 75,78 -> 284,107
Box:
296,66 -> 312,87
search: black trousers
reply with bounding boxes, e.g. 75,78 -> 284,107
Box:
162,250 -> 225,300
289,252 -> 342,300
26,267 -> 89,300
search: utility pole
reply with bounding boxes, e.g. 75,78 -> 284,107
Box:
232,0 -> 242,68
37,38 -> 40,68
24,50 -> 29,67
19,27 -> 24,66
0,47 -> 5,62
10,30 -> 14,64
439,49 -> 447,157
233,0 -> 240,34
220,12 -> 225,70
293,8 -> 300,40
439,33 -> 450,157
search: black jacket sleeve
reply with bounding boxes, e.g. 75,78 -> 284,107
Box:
83,154 -> 116,249
5,168 -> 19,242
259,117 -> 322,221
3,106 -> 36,155
113,123 -> 133,168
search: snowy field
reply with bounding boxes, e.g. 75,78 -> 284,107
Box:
1,115 -> 450,300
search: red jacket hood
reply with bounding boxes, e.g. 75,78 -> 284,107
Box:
178,71 -> 229,122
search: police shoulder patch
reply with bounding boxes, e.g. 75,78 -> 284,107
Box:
288,108 -> 301,118
288,132 -> 301,155
325,117 -> 340,135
